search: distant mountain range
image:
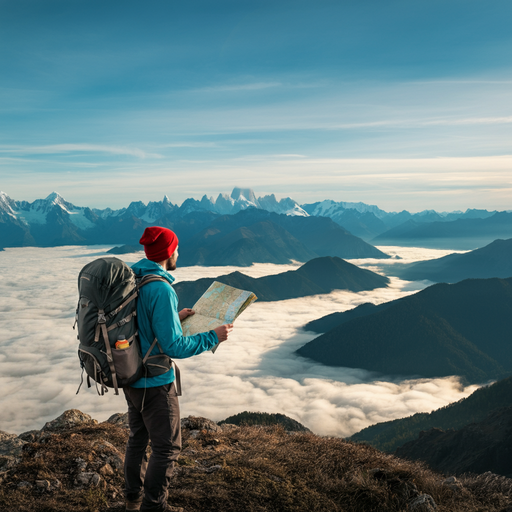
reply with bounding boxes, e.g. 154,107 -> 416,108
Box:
2,189 -> 510,252
297,277 -> 512,383
372,212 -> 512,250
0,190 -> 389,263
303,200 -> 510,247
393,238 -> 512,283
174,256 -> 389,308
349,375 -> 512,455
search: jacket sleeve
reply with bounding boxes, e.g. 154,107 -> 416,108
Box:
146,281 -> 219,358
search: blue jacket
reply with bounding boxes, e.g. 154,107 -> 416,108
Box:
130,259 -> 219,388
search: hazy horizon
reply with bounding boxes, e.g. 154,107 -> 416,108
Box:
0,244 -> 480,436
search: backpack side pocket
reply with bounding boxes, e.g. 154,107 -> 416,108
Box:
111,341 -> 143,384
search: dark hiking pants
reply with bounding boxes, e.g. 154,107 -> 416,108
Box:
123,382 -> 181,512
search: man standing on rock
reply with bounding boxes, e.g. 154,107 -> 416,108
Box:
124,226 -> 233,512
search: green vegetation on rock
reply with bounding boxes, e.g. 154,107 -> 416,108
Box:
218,411 -> 310,432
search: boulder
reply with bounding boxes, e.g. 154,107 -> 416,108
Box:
0,434 -> 27,470
42,409 -> 95,431
105,412 -> 129,428
181,416 -> 222,433
409,494 -> 437,512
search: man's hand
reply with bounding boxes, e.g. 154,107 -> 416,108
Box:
213,323 -> 233,342
179,308 -> 195,322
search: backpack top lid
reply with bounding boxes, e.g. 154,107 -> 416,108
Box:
78,257 -> 136,311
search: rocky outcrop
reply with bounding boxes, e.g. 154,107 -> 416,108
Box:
1,409 -> 511,512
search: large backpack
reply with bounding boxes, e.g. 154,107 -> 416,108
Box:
74,257 -> 180,396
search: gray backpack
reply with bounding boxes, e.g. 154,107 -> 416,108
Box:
74,257 -> 179,396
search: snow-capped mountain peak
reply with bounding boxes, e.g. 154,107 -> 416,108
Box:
45,191 -> 63,203
0,191 -> 18,217
231,187 -> 258,205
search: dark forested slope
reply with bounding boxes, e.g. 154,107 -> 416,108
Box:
394,406 -> 512,477
178,209 -> 389,266
349,376 -> 512,453
297,277 -> 512,383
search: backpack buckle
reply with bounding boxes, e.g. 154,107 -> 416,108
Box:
98,312 -> 107,324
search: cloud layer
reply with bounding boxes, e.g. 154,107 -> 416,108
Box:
0,246 -> 478,435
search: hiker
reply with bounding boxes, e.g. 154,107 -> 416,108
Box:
124,226 -> 233,512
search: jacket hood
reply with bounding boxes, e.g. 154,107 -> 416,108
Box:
131,258 -> 175,285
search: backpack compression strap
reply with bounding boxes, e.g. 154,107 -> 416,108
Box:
97,309 -> 119,394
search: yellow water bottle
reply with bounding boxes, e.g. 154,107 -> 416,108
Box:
115,336 -> 129,350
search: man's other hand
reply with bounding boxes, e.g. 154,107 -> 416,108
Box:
214,323 -> 233,342
179,308 -> 195,321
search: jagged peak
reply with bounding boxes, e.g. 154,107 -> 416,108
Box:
45,191 -> 64,203
0,191 -> 17,215
416,209 -> 438,216
231,187 -> 257,203
0,191 -> 11,203
200,194 -> 214,204
215,192 -> 233,202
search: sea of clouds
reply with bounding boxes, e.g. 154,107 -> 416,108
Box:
0,245 -> 480,436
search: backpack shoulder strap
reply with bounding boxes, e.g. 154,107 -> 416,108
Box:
137,274 -> 169,290
137,273 -> 181,393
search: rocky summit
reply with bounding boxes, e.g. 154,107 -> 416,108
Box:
1,410 -> 512,511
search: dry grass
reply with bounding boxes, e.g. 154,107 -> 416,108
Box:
1,421 -> 511,511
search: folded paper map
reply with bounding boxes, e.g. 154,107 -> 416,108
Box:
181,281 -> 257,352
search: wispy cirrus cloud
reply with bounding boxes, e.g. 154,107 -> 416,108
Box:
158,142 -> 218,148
191,82 -> 283,93
271,154 -> 307,158
0,144 -> 162,159
328,116 -> 512,130
420,116 -> 512,126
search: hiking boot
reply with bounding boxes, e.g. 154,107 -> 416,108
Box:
125,497 -> 143,511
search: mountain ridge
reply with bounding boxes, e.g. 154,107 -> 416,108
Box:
174,256 -> 390,308
394,406 -> 512,477
349,375 -> 512,454
2,189 -> 505,237
297,277 -> 512,383
0,191 -> 389,262
395,238 -> 512,283
372,212 -> 512,249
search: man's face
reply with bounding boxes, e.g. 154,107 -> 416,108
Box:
167,247 -> 179,271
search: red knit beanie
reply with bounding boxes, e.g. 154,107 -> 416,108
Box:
139,226 -> 179,262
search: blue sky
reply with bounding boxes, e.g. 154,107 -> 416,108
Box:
1,0 -> 511,211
